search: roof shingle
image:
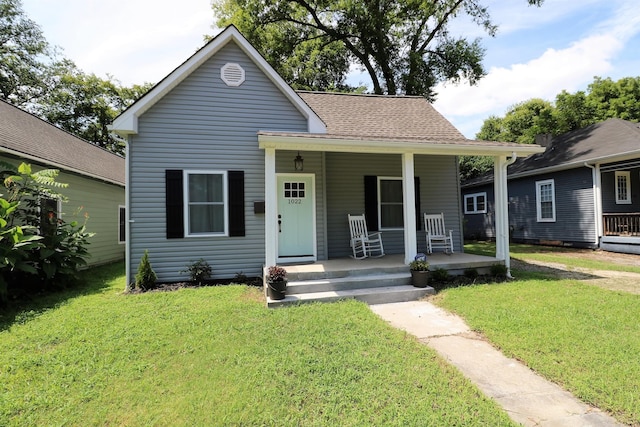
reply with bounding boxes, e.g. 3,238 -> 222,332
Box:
297,91 -> 465,140
0,100 -> 124,185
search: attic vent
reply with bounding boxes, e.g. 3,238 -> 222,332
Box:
221,63 -> 245,87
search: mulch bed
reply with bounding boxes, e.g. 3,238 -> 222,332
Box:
128,277 -> 263,293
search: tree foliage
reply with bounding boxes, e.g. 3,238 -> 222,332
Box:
1,0 -> 151,155
36,59 -> 152,155
213,0 -> 544,100
462,75 -> 640,182
0,0 -> 51,105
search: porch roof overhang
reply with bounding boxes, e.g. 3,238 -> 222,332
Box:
258,132 -> 545,157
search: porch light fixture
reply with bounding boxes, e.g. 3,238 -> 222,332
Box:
294,151 -> 304,171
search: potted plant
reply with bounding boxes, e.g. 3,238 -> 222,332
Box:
266,265 -> 287,300
409,258 -> 430,288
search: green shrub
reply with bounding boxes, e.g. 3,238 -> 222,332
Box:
135,250 -> 157,290
181,259 -> 212,285
463,268 -> 479,280
490,263 -> 508,278
430,267 -> 450,283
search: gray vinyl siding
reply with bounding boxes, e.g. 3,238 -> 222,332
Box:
508,168 -> 595,244
462,184 -> 495,240
601,167 -> 640,213
128,41 -> 308,283
325,153 -> 463,258
0,155 -> 125,266
464,168 -> 595,245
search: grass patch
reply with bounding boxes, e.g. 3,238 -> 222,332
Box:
465,241 -> 640,273
435,279 -> 640,425
0,263 -> 514,426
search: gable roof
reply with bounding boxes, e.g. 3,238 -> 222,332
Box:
0,100 -> 125,186
463,118 -> 640,187
110,26 -> 325,135
297,91 -> 465,140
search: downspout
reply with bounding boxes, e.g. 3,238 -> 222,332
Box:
124,136 -> 132,291
502,152 -> 518,278
584,162 -> 602,247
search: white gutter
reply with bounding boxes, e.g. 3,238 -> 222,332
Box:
584,162 -> 602,246
125,138 -> 132,291
258,134 -> 544,157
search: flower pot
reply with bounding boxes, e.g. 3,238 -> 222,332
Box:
411,270 -> 430,288
267,279 -> 287,300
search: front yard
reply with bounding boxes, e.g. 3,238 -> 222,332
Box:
2,244 -> 638,425
0,262 -> 513,426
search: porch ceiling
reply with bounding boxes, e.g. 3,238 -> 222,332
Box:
258,132 -> 545,157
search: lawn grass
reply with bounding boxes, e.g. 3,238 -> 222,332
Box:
435,278 -> 640,425
465,241 -> 640,274
0,263 -> 515,426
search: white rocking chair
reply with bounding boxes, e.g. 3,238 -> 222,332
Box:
348,214 -> 385,259
424,212 -> 454,254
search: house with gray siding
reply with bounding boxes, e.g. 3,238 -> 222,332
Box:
111,26 -> 543,286
462,119 -> 640,254
0,100 -> 125,266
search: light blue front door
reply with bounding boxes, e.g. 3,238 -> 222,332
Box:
277,174 -> 315,260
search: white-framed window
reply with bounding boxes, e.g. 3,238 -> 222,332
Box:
184,170 -> 228,236
118,205 -> 126,244
464,192 -> 487,214
378,177 -> 404,229
615,171 -> 631,204
536,179 -> 556,222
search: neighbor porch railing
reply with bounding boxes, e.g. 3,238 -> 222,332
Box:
603,213 -> 640,236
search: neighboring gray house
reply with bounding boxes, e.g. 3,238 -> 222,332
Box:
111,26 -> 542,285
0,100 -> 125,266
462,119 -> 640,254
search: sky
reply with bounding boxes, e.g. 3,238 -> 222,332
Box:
21,0 -> 640,138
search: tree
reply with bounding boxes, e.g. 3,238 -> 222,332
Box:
36,60 -> 153,155
0,0 -> 51,106
213,0 -> 544,100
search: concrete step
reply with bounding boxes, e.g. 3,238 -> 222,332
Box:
286,272 -> 411,295
267,285 -> 435,308
286,265 -> 408,281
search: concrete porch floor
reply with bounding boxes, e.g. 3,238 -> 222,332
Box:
281,252 -> 502,275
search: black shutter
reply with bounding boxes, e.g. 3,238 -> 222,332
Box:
228,171 -> 245,236
364,175 -> 379,231
415,177 -> 421,230
166,170 -> 184,239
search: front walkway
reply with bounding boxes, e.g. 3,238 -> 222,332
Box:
371,301 -> 622,426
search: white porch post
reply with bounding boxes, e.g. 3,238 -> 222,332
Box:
593,164 -> 603,244
402,153 -> 417,264
265,148 -> 277,267
494,155 -> 512,273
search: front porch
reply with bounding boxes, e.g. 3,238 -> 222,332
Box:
601,213 -> 640,254
267,253 -> 502,307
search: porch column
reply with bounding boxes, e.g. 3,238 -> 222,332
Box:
402,153 -> 417,264
265,147 -> 277,267
494,154 -> 515,274
593,164 -> 603,244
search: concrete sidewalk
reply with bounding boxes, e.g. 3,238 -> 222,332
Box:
370,301 -> 622,426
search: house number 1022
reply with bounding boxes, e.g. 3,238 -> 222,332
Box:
289,199 -> 302,204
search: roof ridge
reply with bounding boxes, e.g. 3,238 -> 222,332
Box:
296,90 -> 426,100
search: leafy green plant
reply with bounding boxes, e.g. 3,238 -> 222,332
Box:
463,268 -> 479,280
181,259 -> 212,286
430,267 -> 450,283
409,259 -> 430,271
135,250 -> 157,290
490,263 -> 508,278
